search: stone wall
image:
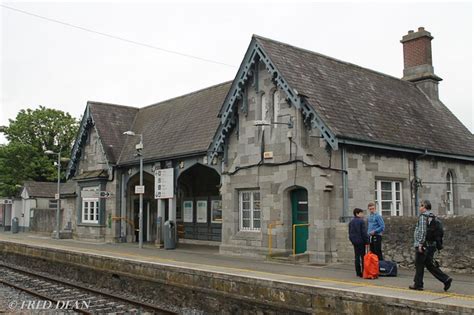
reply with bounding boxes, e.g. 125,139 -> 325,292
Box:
30,208 -> 63,233
336,216 -> 474,273
220,61 -> 341,263
345,147 -> 474,218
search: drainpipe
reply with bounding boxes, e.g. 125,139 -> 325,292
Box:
341,146 -> 349,222
413,149 -> 428,216
413,158 -> 419,216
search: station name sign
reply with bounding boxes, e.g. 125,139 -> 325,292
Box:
155,168 -> 174,199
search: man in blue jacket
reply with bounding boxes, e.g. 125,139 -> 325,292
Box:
349,208 -> 369,277
367,202 -> 385,261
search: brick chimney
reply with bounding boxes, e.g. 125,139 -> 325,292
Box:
401,27 -> 442,100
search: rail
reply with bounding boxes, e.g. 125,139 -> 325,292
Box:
267,221 -> 283,257
0,263 -> 175,314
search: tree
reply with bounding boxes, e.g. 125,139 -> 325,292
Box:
0,106 -> 79,196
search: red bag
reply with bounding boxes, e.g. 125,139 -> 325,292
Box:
363,246 -> 379,279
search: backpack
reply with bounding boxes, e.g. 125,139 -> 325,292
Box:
425,213 -> 444,250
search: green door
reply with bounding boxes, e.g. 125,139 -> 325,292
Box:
291,189 -> 309,254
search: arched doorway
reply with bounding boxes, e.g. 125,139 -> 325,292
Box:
291,187 -> 309,254
126,172 -> 156,243
177,164 -> 221,242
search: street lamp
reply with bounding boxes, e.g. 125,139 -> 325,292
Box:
44,148 -> 62,239
124,131 -> 144,249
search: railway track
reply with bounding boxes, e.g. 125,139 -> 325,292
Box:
0,263 -> 176,314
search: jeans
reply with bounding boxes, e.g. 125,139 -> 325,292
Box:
353,243 -> 366,276
413,245 -> 450,288
370,235 -> 383,261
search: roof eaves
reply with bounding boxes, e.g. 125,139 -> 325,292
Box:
339,137 -> 474,162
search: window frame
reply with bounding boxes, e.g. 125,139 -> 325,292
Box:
48,199 -> 58,209
82,197 -> 100,224
446,171 -> 454,215
239,190 -> 261,232
375,180 -> 403,216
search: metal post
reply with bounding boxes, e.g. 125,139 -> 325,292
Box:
139,134 -> 143,249
55,150 -> 61,239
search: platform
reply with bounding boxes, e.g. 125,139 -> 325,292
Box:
0,232 -> 473,314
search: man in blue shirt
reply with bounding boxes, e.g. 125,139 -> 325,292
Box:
367,202 -> 385,261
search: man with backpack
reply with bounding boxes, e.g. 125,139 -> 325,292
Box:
409,200 -> 452,291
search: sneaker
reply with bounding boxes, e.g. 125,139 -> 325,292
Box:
444,278 -> 452,292
409,285 -> 423,291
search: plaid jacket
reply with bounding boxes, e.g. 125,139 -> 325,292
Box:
413,211 -> 431,248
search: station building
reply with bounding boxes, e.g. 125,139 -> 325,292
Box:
66,83 -> 230,243
59,28 -> 473,263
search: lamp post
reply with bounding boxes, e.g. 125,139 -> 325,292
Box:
124,131 -> 144,249
45,148 -> 61,239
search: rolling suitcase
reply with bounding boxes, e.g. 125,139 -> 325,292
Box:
363,245 -> 379,279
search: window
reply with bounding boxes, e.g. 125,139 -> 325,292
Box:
211,200 -> 222,223
272,90 -> 280,124
375,180 -> 402,216
48,200 -> 58,209
261,93 -> 268,121
82,198 -> 99,224
446,171 -> 454,215
239,190 -> 261,231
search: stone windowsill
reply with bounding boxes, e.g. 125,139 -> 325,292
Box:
77,224 -> 106,228
233,230 -> 262,241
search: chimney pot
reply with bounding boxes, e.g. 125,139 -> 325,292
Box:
400,27 -> 442,101
408,30 -> 414,34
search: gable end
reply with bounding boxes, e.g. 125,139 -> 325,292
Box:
209,36 -> 338,160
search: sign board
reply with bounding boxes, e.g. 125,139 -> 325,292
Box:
155,168 -> 174,199
99,191 -> 111,198
55,193 -> 60,200
183,200 -> 193,223
0,199 -> 13,205
81,188 -> 100,198
135,185 -> 145,194
196,200 -> 207,223
263,151 -> 274,159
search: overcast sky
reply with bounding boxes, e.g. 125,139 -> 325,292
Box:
1,1 -> 473,145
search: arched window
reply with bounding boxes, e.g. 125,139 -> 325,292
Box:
273,90 -> 280,124
261,93 -> 268,121
446,171 -> 454,215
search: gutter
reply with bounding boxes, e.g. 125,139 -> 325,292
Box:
116,151 -> 208,168
338,138 -> 474,162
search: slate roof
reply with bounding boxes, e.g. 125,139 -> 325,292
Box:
88,102 -> 139,164
23,181 -> 76,198
254,35 -> 474,157
118,81 -> 232,164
